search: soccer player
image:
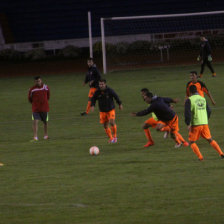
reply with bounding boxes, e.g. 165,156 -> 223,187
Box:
28,76 -> 50,141
132,91 -> 188,148
81,58 -> 101,116
184,85 -> 224,160
91,79 -> 123,143
141,88 -> 171,139
197,36 -> 216,77
186,71 -> 215,118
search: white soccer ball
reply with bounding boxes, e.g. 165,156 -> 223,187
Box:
89,146 -> 100,156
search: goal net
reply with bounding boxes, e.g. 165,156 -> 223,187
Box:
100,11 -> 224,73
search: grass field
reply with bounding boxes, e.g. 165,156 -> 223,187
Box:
0,64 -> 224,224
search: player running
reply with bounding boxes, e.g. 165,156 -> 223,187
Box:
132,91 -> 188,148
185,71 -> 215,118
81,58 -> 101,116
91,79 -> 123,143
184,85 -> 224,160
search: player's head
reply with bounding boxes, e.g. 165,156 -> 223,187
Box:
141,88 -> 149,97
99,79 -> 107,90
34,76 -> 42,87
189,85 -> 198,95
87,57 -> 94,67
143,91 -> 153,103
190,71 -> 198,82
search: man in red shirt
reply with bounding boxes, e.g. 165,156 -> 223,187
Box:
28,76 -> 50,141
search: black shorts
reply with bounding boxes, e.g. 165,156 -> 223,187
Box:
32,112 -> 48,123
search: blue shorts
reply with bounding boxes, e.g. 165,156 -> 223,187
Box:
32,112 -> 48,123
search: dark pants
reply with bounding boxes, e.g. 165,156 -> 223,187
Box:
200,58 -> 215,74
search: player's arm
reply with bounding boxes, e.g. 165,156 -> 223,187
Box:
110,89 -> 122,109
47,86 -> 50,100
28,89 -> 32,103
83,73 -> 89,86
133,105 -> 153,117
184,98 -> 191,130
200,81 -> 216,105
206,91 -> 216,105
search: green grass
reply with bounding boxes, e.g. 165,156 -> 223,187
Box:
1,64 -> 224,224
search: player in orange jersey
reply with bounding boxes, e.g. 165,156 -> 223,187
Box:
81,58 -> 101,116
185,71 -> 215,118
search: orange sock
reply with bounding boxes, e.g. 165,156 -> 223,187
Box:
160,126 -> 170,132
176,132 -> 186,143
144,129 -> 153,142
86,101 -> 91,114
210,140 -> 224,156
111,125 -> 117,138
105,128 -> 113,140
191,143 -> 203,160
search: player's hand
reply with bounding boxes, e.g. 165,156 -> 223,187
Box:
212,100 -> 216,106
91,106 -> 95,112
197,55 -> 201,61
173,98 -> 179,103
208,55 -> 212,62
119,104 -> 123,110
89,80 -> 94,85
131,112 -> 137,116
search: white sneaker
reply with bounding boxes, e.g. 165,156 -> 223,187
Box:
163,131 -> 169,139
174,143 -> 182,148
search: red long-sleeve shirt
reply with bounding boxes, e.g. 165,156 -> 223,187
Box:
28,84 -> 50,112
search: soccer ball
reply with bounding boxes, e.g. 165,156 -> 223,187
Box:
89,146 -> 100,156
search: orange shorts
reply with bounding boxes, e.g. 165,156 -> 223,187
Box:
145,117 -> 166,128
100,109 -> 115,124
189,124 -> 211,142
164,114 -> 179,133
88,88 -> 97,98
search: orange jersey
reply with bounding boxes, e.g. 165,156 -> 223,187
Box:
186,81 -> 208,98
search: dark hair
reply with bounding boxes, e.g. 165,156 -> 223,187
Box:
99,79 -> 106,83
190,71 -> 197,76
141,88 -> 149,93
145,91 -> 153,98
189,85 -> 197,94
34,76 -> 41,80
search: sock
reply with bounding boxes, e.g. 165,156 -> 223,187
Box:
144,129 -> 153,143
85,101 -> 91,114
105,128 -> 113,140
176,132 -> 187,143
171,132 -> 182,144
160,126 -> 170,132
34,137 -> 38,140
191,143 -> 203,160
210,140 -> 224,156
111,125 -> 117,138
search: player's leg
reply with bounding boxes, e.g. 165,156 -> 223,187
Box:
206,103 -> 212,119
156,121 -> 170,139
40,112 -> 49,139
108,110 -> 117,142
200,60 -> 206,78
100,112 -> 113,142
142,119 -> 154,147
202,125 -> 224,158
189,126 -> 203,160
206,61 -> 216,77
32,113 -> 39,141
81,88 -> 97,116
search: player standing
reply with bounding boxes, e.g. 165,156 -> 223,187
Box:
91,79 -> 123,143
81,58 -> 101,116
28,76 -> 50,141
198,36 -> 216,77
132,91 -> 188,148
186,71 -> 215,118
184,85 -> 224,160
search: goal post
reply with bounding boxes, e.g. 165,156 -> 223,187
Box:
101,10 -> 224,74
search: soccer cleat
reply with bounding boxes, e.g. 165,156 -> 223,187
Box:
212,73 -> 216,77
144,141 -> 154,148
30,138 -> 38,142
174,143 -> 182,148
183,141 -> 189,147
44,136 -> 49,140
198,157 -> 204,161
0,162 -> 4,166
80,112 -> 87,116
112,137 -> 117,143
163,131 -> 169,139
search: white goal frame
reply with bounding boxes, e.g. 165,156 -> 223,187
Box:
101,10 -> 224,74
